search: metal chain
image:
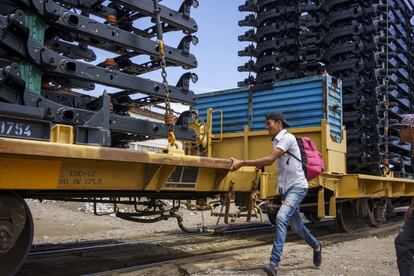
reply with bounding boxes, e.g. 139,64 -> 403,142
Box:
153,0 -> 176,147
383,0 -> 390,175
159,42 -> 171,113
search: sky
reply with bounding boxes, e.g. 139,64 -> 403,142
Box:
90,0 -> 250,97
158,0 -> 250,93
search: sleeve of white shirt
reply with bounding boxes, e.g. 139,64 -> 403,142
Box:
275,133 -> 294,153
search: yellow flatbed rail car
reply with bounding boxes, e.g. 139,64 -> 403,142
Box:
211,120 -> 414,197
0,125 -> 260,275
0,135 -> 257,193
204,109 -> 414,230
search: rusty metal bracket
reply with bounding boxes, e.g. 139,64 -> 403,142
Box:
246,168 -> 261,222
224,181 -> 234,224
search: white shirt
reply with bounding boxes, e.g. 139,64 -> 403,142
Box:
272,129 -> 308,193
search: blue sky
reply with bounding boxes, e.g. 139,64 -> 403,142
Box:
90,0 -> 250,97
161,0 -> 250,93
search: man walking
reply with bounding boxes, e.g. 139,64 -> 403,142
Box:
230,111 -> 322,276
395,114 -> 414,276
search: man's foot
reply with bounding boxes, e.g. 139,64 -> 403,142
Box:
263,263 -> 278,276
313,241 -> 322,267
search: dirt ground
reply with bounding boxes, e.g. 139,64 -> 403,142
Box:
27,200 -> 401,275
27,200 -> 224,244
186,234 -> 399,276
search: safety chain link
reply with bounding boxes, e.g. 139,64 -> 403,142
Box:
158,41 -> 171,112
153,0 -> 176,147
383,0 -> 390,175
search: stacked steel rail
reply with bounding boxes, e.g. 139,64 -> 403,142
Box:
0,0 -> 200,147
238,0 -> 414,175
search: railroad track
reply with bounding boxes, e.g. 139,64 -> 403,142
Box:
28,222 -> 274,256
18,220 -> 401,276
88,221 -> 402,276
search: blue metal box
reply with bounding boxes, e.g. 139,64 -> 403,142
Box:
193,75 -> 343,142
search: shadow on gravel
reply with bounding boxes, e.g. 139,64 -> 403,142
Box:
19,220 -> 340,276
20,240 -> 194,276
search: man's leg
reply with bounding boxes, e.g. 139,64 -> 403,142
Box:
289,206 -> 322,267
289,207 -> 320,249
269,187 -> 307,267
395,213 -> 414,276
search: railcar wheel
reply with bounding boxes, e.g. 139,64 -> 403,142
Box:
304,211 -> 321,224
0,193 -> 34,276
267,208 -> 277,225
336,201 -> 357,233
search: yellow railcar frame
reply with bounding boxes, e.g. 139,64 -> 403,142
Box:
0,132 -> 259,194
204,108 -> 414,218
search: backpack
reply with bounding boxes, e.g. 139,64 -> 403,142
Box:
287,137 -> 325,181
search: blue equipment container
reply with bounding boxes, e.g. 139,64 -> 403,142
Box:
193,75 -> 343,142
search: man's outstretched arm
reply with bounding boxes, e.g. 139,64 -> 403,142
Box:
230,147 -> 285,171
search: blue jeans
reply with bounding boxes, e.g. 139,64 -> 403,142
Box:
270,186 -> 320,267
